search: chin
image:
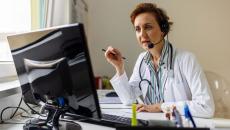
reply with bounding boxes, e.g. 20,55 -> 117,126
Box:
142,46 -> 149,50
140,44 -> 147,49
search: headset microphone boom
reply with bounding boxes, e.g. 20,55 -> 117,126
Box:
147,38 -> 164,49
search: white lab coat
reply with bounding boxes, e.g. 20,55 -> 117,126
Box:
110,47 -> 215,118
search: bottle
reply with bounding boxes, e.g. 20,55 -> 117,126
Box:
131,104 -> 137,126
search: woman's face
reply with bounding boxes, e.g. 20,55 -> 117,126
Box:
134,12 -> 163,50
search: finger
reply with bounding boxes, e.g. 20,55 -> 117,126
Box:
137,106 -> 146,112
105,47 -> 116,59
136,104 -> 143,111
105,47 -> 117,57
106,46 -> 117,55
106,51 -> 119,60
107,46 -> 122,57
112,48 -> 122,55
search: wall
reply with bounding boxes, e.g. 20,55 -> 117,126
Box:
87,0 -> 230,86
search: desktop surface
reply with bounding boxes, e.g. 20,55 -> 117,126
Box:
1,100 -> 230,130
116,126 -> 210,130
1,89 -> 230,130
2,107 -> 230,130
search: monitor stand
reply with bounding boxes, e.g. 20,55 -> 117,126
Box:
23,103 -> 82,130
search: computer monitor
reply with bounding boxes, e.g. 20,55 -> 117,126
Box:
7,23 -> 102,120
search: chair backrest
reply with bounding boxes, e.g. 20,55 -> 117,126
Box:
205,71 -> 230,118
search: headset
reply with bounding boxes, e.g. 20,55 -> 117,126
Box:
160,19 -> 170,36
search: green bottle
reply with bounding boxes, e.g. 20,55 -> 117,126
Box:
131,104 -> 137,126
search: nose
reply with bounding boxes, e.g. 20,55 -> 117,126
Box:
140,29 -> 148,38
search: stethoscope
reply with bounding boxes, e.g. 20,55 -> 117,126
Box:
138,42 -> 174,104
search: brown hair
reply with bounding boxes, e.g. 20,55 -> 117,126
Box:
130,3 -> 173,36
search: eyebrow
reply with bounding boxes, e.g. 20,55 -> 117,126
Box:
134,23 -> 152,28
144,23 -> 153,26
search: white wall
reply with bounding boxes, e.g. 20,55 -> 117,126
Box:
87,0 -> 230,86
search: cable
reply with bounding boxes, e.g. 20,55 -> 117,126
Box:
0,106 -> 29,123
47,107 -> 59,127
0,96 -> 46,124
20,115 -> 34,119
10,97 -> 23,119
23,101 -> 46,117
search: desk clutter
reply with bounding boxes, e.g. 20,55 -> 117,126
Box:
95,76 -> 113,89
127,103 -> 201,129
115,103 -> 210,129
162,103 -> 197,128
116,126 -> 209,130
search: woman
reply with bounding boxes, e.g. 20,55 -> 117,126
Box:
104,3 -> 214,118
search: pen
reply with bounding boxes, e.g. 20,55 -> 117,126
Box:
184,103 -> 196,128
102,49 -> 126,60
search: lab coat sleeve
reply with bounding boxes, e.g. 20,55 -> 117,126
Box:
161,52 -> 215,118
110,53 -> 145,105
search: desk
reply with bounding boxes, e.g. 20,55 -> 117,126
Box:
1,104 -> 230,130
1,90 -> 230,130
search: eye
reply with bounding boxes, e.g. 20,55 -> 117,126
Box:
135,26 -> 141,32
144,25 -> 153,31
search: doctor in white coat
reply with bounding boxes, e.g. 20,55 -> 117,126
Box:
104,3 -> 214,118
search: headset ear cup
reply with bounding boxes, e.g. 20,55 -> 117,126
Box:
161,21 -> 169,35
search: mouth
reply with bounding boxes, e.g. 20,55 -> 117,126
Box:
141,41 -> 151,46
142,40 -> 150,43
141,40 -> 151,44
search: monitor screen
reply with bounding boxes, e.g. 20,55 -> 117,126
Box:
7,23 -> 101,119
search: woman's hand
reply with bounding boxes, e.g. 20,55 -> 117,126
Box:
136,103 -> 162,112
104,46 -> 124,75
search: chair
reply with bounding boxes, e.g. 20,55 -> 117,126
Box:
205,71 -> 230,118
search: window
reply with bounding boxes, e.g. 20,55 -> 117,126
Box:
0,0 -> 31,61
0,0 -> 31,79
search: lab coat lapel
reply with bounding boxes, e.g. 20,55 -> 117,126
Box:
162,68 -> 168,94
142,66 -> 150,99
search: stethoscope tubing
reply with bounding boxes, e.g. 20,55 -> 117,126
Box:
138,43 -> 173,104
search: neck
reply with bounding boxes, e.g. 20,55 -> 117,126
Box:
149,40 -> 164,60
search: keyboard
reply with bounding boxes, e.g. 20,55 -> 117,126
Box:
62,113 -> 148,127
101,113 -> 148,127
102,113 -> 131,125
